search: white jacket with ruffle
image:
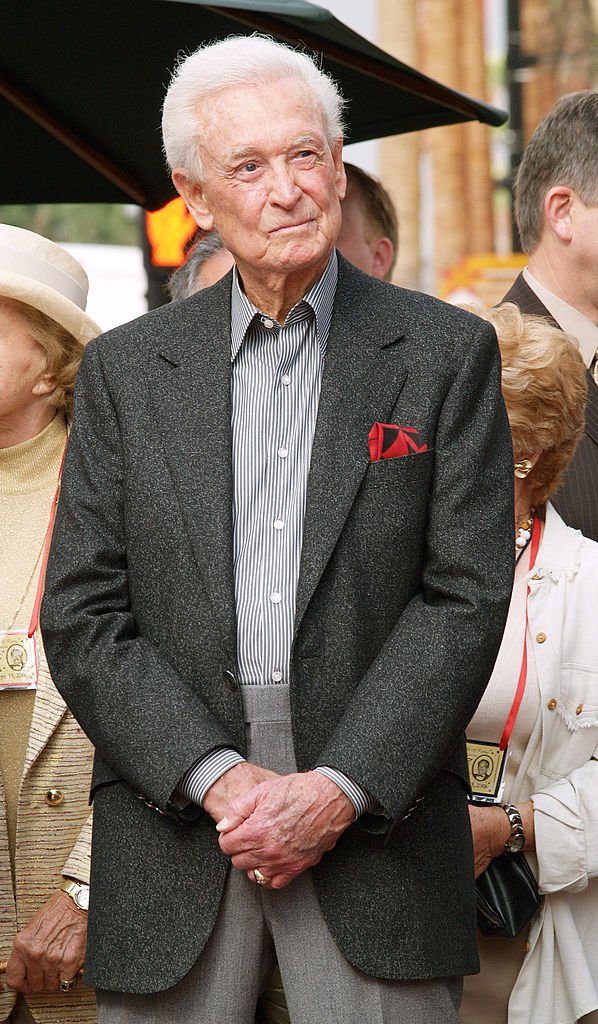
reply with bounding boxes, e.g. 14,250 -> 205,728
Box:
508,504 -> 598,1024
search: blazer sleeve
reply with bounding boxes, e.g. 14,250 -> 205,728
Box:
61,810 -> 93,885
316,317 -> 515,826
41,340 -> 240,815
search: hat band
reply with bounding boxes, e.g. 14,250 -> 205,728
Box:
0,244 -> 87,310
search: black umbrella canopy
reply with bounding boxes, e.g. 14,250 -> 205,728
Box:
1,0 -> 507,210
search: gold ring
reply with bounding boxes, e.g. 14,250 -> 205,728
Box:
59,977 -> 77,992
253,868 -> 270,886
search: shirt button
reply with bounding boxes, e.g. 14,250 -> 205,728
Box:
262,317 -> 274,329
273,519 -> 285,530
547,698 -> 557,711
277,447 -> 288,458
281,374 -> 291,386
270,592 -> 282,604
535,632 -> 546,644
271,669 -> 283,682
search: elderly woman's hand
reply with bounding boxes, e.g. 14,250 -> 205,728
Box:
468,801 -> 535,879
5,890 -> 86,994
468,804 -> 510,877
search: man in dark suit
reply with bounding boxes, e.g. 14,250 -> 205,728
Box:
503,91 -> 598,541
41,34 -> 513,1024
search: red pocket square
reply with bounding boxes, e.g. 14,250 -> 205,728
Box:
368,422 -> 428,462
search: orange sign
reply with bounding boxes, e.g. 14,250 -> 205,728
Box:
145,198 -> 197,268
439,253 -> 527,308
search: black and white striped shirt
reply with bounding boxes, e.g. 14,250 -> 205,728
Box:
179,252 -> 371,816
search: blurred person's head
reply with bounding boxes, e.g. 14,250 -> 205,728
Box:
336,163 -> 398,281
168,231 -> 234,300
0,225 -> 100,440
470,303 -> 587,510
513,91 -> 598,320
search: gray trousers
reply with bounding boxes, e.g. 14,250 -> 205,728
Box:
98,685 -> 462,1024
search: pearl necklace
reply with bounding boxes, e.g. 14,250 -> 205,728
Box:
515,510 -> 535,558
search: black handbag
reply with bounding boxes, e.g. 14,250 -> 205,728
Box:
476,852 -> 541,938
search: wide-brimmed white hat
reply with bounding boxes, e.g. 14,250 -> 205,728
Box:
0,223 -> 101,344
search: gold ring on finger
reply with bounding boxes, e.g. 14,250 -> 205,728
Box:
253,868 -> 270,886
59,977 -> 77,992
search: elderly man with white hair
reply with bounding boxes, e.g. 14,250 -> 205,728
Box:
41,34 -> 514,1024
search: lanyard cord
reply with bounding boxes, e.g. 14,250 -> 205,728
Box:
499,514 -> 542,751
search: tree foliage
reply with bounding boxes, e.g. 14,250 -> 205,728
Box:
0,204 -> 141,246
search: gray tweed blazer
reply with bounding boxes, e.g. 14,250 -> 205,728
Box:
42,256 -> 514,994
503,273 -> 598,542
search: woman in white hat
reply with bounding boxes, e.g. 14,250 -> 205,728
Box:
0,225 -> 100,1024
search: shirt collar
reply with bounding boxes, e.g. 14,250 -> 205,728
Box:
523,268 -> 598,368
230,250 -> 338,362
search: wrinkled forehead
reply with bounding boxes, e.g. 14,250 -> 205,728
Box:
194,77 -> 329,154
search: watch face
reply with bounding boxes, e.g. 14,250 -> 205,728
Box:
75,886 -> 90,911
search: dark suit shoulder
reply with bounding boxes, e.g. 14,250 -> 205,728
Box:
89,272 -> 232,366
501,273 -> 560,327
335,253 -> 492,347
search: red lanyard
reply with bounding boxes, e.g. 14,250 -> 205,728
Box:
27,436 -> 68,638
499,515 -> 542,750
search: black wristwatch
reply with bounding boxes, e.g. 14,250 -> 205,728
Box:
502,803 -> 525,854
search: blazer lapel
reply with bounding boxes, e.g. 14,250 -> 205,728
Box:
148,279 -> 237,644
22,644 -> 66,777
505,276 -> 598,446
295,263 -> 407,635
502,274 -> 561,328
585,371 -> 598,445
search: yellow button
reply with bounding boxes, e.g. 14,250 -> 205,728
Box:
547,698 -> 557,711
536,632 -> 546,644
45,788 -> 64,806
576,704 -> 583,716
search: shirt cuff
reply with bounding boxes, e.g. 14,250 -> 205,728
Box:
177,747 -> 246,807
314,766 -> 376,818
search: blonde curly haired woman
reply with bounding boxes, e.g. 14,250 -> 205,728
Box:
460,303 -> 598,1024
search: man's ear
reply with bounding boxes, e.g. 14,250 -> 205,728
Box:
172,171 -> 215,232
332,140 -> 347,201
371,237 -> 395,282
544,185 -> 574,243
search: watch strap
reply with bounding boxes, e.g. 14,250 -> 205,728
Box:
60,878 -> 90,911
502,803 -> 525,854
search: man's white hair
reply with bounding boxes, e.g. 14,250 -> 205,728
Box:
162,34 -> 347,182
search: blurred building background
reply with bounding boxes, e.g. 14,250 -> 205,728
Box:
2,0 -> 598,326
378,0 -> 598,303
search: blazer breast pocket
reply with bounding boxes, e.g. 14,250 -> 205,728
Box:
364,448 -> 434,489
